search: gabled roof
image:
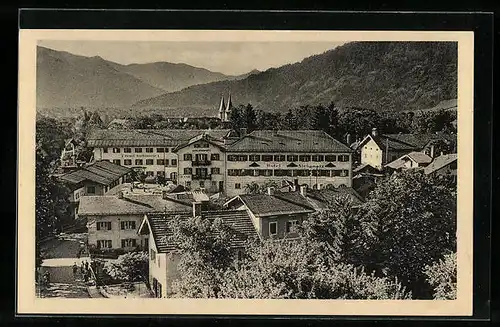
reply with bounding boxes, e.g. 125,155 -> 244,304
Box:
58,160 -> 131,185
275,188 -> 365,209
226,130 -> 352,153
173,133 -> 226,152
424,153 -> 457,175
353,163 -> 382,174
78,194 -> 191,216
236,193 -> 315,217
142,210 -> 259,253
405,152 -> 433,164
87,129 -> 232,147
385,151 -> 432,169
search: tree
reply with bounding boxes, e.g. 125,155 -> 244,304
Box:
300,196 -> 364,266
168,216 -> 238,298
243,104 -> 257,132
284,109 -> 298,130
337,107 -> 382,141
229,105 -> 245,131
244,182 -> 260,195
218,238 -> 411,299
104,251 -> 149,287
355,171 -> 456,298
35,149 -> 71,267
36,117 -> 73,165
423,251 -> 457,300
310,105 -> 330,132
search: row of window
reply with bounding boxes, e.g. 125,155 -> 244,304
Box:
103,150 -> 348,163
227,169 -> 350,177
227,154 -> 350,162
96,221 -> 137,231
104,147 -> 171,154
183,153 -> 220,161
185,180 -> 220,189
113,159 -> 178,166
183,167 -> 221,175
96,239 -> 137,249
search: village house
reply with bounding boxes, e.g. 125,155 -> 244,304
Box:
173,133 -> 227,193
224,130 -> 353,197
57,160 -> 132,219
355,128 -> 456,170
423,153 -> 457,177
224,184 -> 364,240
137,204 -> 259,298
78,189 -> 195,251
385,151 -> 433,172
86,128 -> 235,182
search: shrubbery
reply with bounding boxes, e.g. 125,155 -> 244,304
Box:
424,251 -> 457,300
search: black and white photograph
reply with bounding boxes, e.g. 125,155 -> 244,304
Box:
18,29 -> 474,316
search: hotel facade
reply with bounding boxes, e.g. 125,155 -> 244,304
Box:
224,130 -> 353,197
87,129 -> 234,183
87,129 -> 353,196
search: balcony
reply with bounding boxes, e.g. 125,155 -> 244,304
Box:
192,174 -> 212,180
192,160 -> 211,166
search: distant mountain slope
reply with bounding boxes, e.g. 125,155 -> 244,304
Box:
36,46 -> 165,108
36,46 -> 256,109
118,62 -> 250,93
134,42 -> 457,114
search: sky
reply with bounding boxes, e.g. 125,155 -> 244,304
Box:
38,40 -> 346,76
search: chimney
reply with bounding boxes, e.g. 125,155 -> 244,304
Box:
371,128 -> 378,137
267,187 -> 275,196
118,191 -> 124,199
162,190 -> 168,199
430,145 -> 435,158
346,133 -> 351,145
300,185 -> 307,197
192,201 -> 202,217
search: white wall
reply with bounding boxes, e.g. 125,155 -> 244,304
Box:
87,214 -> 145,250
225,152 -> 352,197
93,146 -> 178,179
176,141 -> 225,192
361,138 -> 383,169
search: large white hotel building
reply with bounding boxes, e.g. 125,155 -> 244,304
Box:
87,129 -> 353,197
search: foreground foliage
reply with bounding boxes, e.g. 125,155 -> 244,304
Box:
424,251 -> 457,300
104,251 -> 149,286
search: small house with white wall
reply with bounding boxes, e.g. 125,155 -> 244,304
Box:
137,203 -> 259,298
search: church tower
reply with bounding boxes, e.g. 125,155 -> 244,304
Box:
218,96 -> 226,121
224,92 -> 233,122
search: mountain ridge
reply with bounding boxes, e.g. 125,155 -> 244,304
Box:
36,46 -> 257,109
134,41 -> 458,115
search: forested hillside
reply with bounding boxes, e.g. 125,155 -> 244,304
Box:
135,42 -> 457,114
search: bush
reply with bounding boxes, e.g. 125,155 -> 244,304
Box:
424,251 -> 457,300
218,239 -> 411,299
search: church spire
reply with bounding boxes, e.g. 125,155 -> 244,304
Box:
225,92 -> 232,121
226,92 -> 232,112
218,96 -> 226,120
